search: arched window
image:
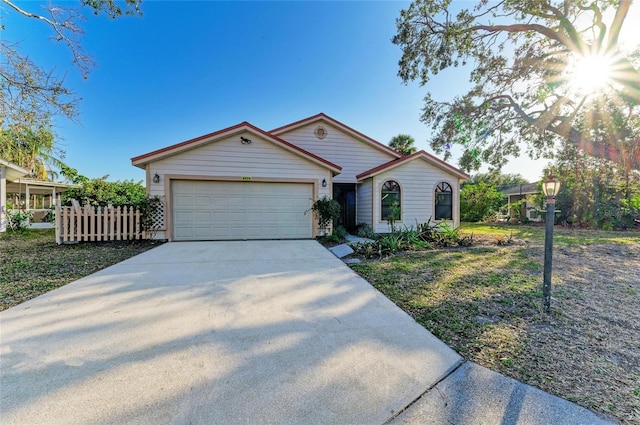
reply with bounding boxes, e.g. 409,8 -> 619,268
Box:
435,182 -> 453,220
381,180 -> 401,221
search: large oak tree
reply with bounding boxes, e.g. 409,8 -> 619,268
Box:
393,0 -> 640,172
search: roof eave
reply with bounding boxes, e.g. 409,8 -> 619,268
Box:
270,113 -> 403,159
131,122 -> 342,174
356,151 -> 469,181
0,158 -> 30,181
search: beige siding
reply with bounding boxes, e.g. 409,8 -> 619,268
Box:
277,123 -> 396,183
146,131 -> 332,239
356,180 -> 373,227
372,159 -> 461,233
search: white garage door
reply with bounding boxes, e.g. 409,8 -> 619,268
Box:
172,180 -> 313,241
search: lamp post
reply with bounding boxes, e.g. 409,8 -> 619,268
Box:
542,175 -> 561,314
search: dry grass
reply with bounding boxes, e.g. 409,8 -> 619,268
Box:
351,225 -> 640,424
0,229 -> 161,311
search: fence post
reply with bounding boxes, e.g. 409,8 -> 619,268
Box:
87,204 -> 95,242
82,204 -> 88,242
128,206 -> 134,240
97,205 -> 103,241
109,205 -> 115,240
134,208 -> 142,239
55,199 -> 61,244
69,205 -> 75,242
115,206 -> 120,241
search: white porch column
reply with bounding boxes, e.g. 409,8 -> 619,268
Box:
25,183 -> 30,210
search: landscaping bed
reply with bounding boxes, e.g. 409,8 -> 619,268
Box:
0,229 -> 161,311
350,224 -> 640,424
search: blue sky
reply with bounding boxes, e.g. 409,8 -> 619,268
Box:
6,0 -> 548,183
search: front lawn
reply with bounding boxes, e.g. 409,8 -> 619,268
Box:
460,221 -> 640,245
0,229 -> 160,311
351,223 -> 640,424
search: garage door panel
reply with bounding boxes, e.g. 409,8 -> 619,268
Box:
193,212 -> 212,223
212,212 -> 229,221
194,227 -> 213,238
174,195 -> 194,208
172,181 -> 313,241
174,211 -> 193,223
194,196 -> 212,207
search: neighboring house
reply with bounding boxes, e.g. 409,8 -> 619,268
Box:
131,113 -> 469,241
1,158 -> 79,231
502,182 -> 542,222
1,159 -> 29,232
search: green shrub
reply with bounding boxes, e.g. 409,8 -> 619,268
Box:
7,210 -> 33,232
460,182 -> 505,222
333,225 -> 347,241
137,195 -> 164,239
350,241 -> 380,259
307,196 -> 341,233
379,234 -> 406,253
356,223 -> 375,239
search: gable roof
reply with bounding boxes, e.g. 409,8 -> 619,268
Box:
0,158 -> 30,182
356,150 -> 470,181
131,122 -> 342,174
270,113 -> 403,159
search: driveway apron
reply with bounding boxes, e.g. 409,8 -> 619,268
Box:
1,240 -> 461,424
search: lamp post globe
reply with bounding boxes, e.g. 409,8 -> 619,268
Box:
542,174 -> 560,314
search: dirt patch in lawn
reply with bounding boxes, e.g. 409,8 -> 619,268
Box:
529,243 -> 640,423
0,229 -> 162,311
352,241 -> 640,424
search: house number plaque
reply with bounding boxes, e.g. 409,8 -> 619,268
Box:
241,176 -> 252,181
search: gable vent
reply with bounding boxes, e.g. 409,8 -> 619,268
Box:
314,126 -> 327,139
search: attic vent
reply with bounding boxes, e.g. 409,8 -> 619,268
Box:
314,126 -> 327,140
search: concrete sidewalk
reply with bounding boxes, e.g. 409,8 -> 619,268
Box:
389,361 -> 615,424
0,240 -> 615,424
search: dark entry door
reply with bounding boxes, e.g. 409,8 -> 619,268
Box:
333,184 -> 357,233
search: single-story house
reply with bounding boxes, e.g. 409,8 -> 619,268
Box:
1,158 -> 30,232
2,158 -> 80,231
502,182 -> 542,222
131,113 -> 469,241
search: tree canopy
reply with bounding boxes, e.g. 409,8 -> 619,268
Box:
547,143 -> 639,229
467,172 -> 529,190
0,0 -> 142,179
393,0 -> 640,172
389,134 -> 418,155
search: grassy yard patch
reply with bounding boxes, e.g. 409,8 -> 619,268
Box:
460,222 -> 640,245
0,229 -> 161,311
351,225 -> 640,424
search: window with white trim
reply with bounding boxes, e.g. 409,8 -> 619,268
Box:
381,180 -> 401,221
435,182 -> 453,220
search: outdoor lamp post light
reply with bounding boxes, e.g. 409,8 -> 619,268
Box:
542,174 -> 561,314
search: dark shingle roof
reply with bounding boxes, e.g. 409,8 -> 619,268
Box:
501,182 -> 540,195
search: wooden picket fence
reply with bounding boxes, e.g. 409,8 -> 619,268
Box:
55,200 -> 147,244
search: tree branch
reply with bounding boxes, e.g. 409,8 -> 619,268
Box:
607,0 -> 631,48
469,23 -> 572,48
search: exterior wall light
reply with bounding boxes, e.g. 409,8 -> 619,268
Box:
153,173 -> 160,184
542,174 -> 561,314
322,178 -> 327,188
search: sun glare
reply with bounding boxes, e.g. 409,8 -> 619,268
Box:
566,53 -> 615,95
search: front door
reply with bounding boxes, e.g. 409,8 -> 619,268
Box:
333,183 -> 356,233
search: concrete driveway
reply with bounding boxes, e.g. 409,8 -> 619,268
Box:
1,240 -> 461,424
